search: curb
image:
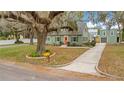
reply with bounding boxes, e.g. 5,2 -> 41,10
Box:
95,44 -> 124,80
59,46 -> 90,49
41,61 -> 74,68
25,58 -> 74,68
26,52 -> 74,67
95,65 -> 124,80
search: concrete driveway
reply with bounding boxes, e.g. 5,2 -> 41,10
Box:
59,43 -> 106,75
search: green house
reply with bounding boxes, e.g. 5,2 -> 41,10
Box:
98,29 -> 119,44
46,22 -> 91,46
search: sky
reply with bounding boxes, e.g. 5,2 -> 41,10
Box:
82,11 -> 119,29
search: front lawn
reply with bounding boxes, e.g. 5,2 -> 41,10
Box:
0,45 -> 87,66
98,44 -> 124,77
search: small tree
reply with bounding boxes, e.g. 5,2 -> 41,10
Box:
6,21 -> 27,43
27,25 -> 35,45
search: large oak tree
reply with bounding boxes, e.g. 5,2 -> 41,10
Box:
0,11 -> 81,54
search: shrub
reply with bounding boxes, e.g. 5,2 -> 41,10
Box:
15,41 -> 24,44
84,41 -> 90,46
60,41 -> 63,45
91,40 -> 96,46
83,40 -> 96,47
30,52 -> 40,57
72,43 -> 77,46
42,49 -> 52,58
0,36 -> 7,40
67,42 -> 70,46
42,52 -> 51,57
45,49 -> 51,53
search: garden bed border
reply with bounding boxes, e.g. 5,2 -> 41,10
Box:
26,53 -> 56,60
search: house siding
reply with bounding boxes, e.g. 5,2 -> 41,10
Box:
46,34 -> 89,46
46,22 -> 91,46
99,29 -> 117,44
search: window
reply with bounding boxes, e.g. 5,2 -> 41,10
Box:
71,37 -> 78,42
98,30 -> 100,35
56,37 -> 60,41
103,31 -> 106,36
73,37 -> 77,41
111,30 -> 114,36
47,37 -> 50,41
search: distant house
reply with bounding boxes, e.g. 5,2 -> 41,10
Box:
88,28 -> 99,42
97,29 -> 119,44
46,22 -> 91,46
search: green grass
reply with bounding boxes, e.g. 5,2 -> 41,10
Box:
0,45 -> 35,62
0,45 -> 87,66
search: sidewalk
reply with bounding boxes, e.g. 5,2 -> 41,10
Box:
59,43 -> 106,75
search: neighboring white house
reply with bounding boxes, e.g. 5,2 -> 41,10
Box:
88,28 -> 98,41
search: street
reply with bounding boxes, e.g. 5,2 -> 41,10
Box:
0,62 -> 83,81
0,39 -> 37,45
0,61 -> 111,81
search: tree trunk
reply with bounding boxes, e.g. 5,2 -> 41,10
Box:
121,23 -> 124,41
36,30 -> 47,54
30,31 -> 34,45
15,32 -> 20,42
117,22 -> 122,43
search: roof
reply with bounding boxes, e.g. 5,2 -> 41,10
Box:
48,30 -> 83,36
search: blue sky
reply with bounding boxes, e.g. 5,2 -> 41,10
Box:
82,11 -> 118,29
83,11 -> 98,23
83,11 -> 112,23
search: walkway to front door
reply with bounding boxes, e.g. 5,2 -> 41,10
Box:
58,43 -> 106,76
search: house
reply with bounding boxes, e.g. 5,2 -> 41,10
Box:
97,29 -> 119,44
46,22 -> 91,46
88,28 -> 99,42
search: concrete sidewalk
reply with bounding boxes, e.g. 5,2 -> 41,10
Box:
59,43 -> 106,75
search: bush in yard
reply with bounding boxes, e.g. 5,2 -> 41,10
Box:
0,36 -> 7,40
83,40 -> 96,47
91,40 -> 96,46
60,41 -> 64,46
42,52 -> 51,57
71,43 -> 77,46
84,41 -> 90,46
42,49 -> 52,62
14,41 -> 24,44
42,49 -> 52,56
67,42 -> 70,46
30,52 -> 40,57
29,49 -> 52,58
45,49 -> 51,53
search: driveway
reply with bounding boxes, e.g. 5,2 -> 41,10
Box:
59,43 -> 106,75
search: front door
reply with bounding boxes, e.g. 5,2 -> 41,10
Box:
117,37 -> 120,43
64,36 -> 68,45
